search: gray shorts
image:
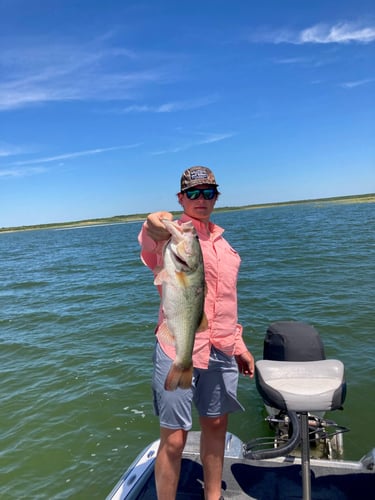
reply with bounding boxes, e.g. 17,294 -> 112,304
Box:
152,342 -> 244,431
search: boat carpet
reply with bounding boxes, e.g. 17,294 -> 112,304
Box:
134,454 -> 374,499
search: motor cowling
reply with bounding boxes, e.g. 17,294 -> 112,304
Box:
263,321 -> 326,362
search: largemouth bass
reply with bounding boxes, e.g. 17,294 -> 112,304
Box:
154,219 -> 206,391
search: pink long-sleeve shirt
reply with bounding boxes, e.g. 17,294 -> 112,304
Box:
138,214 -> 247,369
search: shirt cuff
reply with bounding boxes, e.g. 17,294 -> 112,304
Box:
234,323 -> 248,355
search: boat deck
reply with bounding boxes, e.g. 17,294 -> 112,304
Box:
137,456 -> 374,499
108,432 -> 375,499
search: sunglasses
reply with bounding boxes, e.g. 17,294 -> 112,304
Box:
184,187 -> 217,200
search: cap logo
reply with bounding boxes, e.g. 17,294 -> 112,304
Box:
190,169 -> 209,181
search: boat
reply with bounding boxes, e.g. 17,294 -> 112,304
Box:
106,321 -> 375,499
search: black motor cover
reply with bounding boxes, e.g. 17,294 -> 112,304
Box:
263,321 -> 326,361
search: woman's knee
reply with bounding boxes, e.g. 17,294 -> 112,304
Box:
200,414 -> 228,435
160,428 -> 187,457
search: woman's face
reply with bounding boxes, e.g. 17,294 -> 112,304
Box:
177,184 -> 218,222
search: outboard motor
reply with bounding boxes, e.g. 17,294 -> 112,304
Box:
263,321 -> 325,362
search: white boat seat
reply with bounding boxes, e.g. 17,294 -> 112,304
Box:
255,359 -> 346,413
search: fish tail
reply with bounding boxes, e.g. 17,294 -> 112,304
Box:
164,363 -> 193,391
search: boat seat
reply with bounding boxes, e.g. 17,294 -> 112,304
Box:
255,359 -> 346,413
255,359 -> 346,500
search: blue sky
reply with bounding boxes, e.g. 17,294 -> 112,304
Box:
1,0 -> 374,228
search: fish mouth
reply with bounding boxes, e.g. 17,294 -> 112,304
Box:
172,252 -> 189,268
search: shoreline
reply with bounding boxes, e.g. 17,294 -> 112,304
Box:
1,193 -> 374,234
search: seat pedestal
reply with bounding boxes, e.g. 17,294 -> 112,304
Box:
300,413 -> 311,500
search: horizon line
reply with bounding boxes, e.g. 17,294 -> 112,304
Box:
1,192 -> 374,233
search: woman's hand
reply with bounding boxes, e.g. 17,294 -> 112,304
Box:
145,211 -> 174,241
235,350 -> 255,378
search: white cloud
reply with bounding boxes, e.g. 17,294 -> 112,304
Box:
299,23 -> 375,44
0,147 -> 19,157
198,132 -> 234,144
0,144 -> 141,179
151,131 -> 234,155
119,95 -> 218,113
274,57 -> 311,65
0,166 -> 48,178
339,78 -> 375,88
249,22 -> 375,45
0,38 -> 176,111
10,144 -> 140,166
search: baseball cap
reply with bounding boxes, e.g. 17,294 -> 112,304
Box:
180,166 -> 218,192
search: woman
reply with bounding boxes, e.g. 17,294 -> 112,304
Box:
138,166 -> 254,500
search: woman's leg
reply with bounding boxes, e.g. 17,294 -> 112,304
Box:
155,426 -> 188,499
199,414 -> 228,500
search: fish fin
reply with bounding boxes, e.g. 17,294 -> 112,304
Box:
157,321 -> 175,346
154,268 -> 169,286
197,312 -> 208,332
164,363 -> 193,391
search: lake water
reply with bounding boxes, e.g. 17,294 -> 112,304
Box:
0,202 -> 374,498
